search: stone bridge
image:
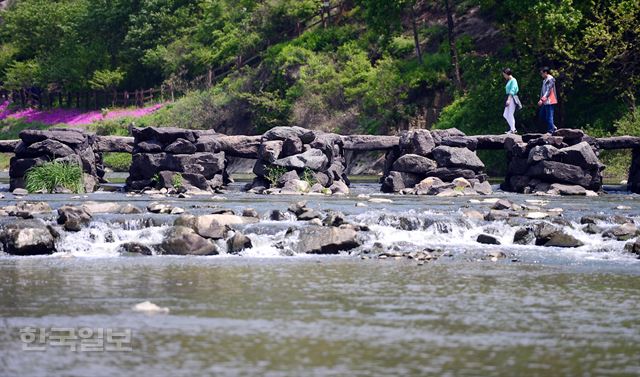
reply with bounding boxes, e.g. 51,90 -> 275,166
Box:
3,127 -> 640,195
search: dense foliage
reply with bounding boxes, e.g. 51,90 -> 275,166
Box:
0,0 -> 638,137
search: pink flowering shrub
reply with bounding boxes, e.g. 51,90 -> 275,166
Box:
0,101 -> 164,126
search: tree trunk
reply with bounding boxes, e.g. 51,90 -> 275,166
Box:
411,5 -> 423,64
444,0 -> 463,92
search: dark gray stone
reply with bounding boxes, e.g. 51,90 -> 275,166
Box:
273,149 -> 328,171
57,206 -> 92,232
477,234 -> 501,245
432,146 -> 485,172
391,154 -> 437,174
227,232 -> 252,254
164,138 -> 197,154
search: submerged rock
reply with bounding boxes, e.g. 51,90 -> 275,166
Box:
624,239 -> 640,257
118,242 -> 153,255
0,219 -> 58,255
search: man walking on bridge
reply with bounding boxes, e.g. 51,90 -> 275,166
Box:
538,67 -> 558,134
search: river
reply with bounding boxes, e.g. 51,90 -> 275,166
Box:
1,181 -> 639,376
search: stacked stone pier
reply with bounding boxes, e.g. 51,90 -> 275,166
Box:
247,127 -> 350,194
379,128 -> 492,196
502,129 -> 605,195
126,127 -> 229,192
9,128 -> 102,192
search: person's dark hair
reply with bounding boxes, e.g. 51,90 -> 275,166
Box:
502,68 -> 512,75
540,66 -> 551,74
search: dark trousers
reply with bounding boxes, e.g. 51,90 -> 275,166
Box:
540,104 -> 556,133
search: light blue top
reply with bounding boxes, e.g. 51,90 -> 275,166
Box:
505,77 -> 519,96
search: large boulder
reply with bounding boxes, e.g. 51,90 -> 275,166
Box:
381,171 -> 420,192
263,126 -> 315,144
399,130 -> 435,156
391,154 -> 437,174
258,140 -> 283,163
555,142 -> 601,169
164,138 -> 197,154
527,145 -> 559,164
431,128 -> 466,144
603,223 -> 638,241
273,149 -> 328,171
526,161 -> 600,189
431,146 -> 485,172
159,226 -> 218,255
57,206 -> 92,232
295,226 -> 360,254
227,232 -> 253,254
133,127 -> 198,144
18,139 -> 75,158
174,214 -> 251,239
19,128 -> 88,148
0,219 -> 57,255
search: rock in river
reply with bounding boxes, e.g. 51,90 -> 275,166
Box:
295,226 -> 360,254
0,219 -> 58,255
159,226 -> 218,255
57,206 -> 92,232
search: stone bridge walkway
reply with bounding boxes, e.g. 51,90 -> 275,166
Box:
3,127 -> 639,195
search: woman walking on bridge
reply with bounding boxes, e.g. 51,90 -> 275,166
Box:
502,68 -> 521,134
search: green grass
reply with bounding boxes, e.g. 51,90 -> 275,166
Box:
0,153 -> 11,171
600,149 -> 631,183
265,165 -> 287,187
0,118 -> 49,140
102,152 -> 132,172
25,161 -> 84,193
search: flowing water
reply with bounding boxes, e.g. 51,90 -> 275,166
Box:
1,182 -> 639,376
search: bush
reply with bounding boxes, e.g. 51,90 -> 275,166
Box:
171,173 -> 183,189
265,165 -> 287,187
25,161 -> 84,193
102,152 -> 132,172
89,118 -> 131,136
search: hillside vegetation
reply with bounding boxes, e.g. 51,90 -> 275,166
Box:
0,0 -> 638,139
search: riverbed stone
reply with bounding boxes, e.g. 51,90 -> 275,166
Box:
477,234 -> 501,245
160,226 -> 218,255
0,219 -> 58,255
543,231 -> 585,248
548,183 -> 587,196
603,223 -> 638,241
295,226 -> 360,254
624,239 -> 640,257
57,206 -> 92,231
513,227 -> 535,245
227,232 -> 253,254
118,242 -> 153,255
